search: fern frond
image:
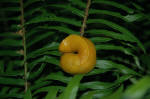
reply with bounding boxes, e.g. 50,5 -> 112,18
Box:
93,0 -> 134,14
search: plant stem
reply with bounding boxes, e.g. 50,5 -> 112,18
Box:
20,0 -> 28,92
80,0 -> 91,36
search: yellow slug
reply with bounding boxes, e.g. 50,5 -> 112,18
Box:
59,34 -> 96,74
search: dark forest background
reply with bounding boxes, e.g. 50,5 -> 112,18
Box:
0,0 -> 150,99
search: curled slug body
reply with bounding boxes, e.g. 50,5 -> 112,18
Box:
59,34 -> 96,74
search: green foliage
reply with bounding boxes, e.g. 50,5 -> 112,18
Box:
123,76 -> 150,99
0,0 -> 150,99
24,88 -> 32,99
59,74 -> 84,99
101,85 -> 123,99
